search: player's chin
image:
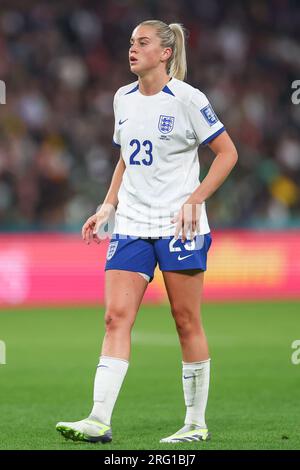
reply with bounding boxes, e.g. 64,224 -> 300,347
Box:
129,62 -> 140,73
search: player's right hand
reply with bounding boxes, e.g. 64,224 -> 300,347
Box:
82,204 -> 113,244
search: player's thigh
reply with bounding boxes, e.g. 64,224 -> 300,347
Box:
105,269 -> 148,325
162,270 -> 204,322
156,234 -> 211,322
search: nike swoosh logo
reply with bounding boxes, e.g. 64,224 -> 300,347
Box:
177,254 -> 193,261
119,118 -> 128,125
183,375 -> 194,379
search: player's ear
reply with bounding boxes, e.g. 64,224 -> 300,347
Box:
161,47 -> 172,62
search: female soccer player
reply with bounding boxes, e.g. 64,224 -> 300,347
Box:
56,20 -> 238,444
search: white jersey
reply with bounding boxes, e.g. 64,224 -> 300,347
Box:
112,77 -> 225,237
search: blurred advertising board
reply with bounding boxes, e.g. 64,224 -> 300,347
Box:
0,231 -> 299,306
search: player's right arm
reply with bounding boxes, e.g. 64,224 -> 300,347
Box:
82,153 -> 125,244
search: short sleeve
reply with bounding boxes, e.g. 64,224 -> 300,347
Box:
188,89 -> 225,145
112,91 -> 121,148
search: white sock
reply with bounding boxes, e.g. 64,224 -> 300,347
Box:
182,359 -> 210,428
90,355 -> 129,425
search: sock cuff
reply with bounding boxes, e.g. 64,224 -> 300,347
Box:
99,355 -> 129,368
182,358 -> 211,368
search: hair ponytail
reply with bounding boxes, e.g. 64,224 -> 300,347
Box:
139,20 -> 187,81
168,23 -> 187,81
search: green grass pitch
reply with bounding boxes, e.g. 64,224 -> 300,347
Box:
0,301 -> 299,450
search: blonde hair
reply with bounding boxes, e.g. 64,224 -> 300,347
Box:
139,20 -> 187,81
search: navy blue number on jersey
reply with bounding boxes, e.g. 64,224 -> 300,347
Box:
129,139 -> 153,166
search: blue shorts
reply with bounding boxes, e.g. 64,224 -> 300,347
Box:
105,233 -> 212,282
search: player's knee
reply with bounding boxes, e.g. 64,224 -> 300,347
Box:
171,306 -> 201,338
104,307 -> 134,331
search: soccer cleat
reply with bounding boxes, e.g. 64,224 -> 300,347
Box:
160,424 -> 211,443
56,416 -> 112,443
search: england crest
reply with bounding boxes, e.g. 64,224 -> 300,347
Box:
107,241 -> 118,260
158,115 -> 175,134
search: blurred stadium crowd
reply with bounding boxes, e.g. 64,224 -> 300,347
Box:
0,0 -> 300,230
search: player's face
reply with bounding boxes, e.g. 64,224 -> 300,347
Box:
129,25 -> 170,77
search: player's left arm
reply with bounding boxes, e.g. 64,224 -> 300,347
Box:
189,130 -> 238,205
173,131 -> 238,241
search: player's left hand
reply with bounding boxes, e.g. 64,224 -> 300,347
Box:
171,202 -> 201,242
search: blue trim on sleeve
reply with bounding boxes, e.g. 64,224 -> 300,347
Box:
125,84 -> 139,95
112,139 -> 121,148
162,85 -> 175,96
201,126 -> 225,145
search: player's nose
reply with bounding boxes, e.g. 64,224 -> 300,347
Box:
129,42 -> 138,53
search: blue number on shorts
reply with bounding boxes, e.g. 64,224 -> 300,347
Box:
129,139 -> 153,166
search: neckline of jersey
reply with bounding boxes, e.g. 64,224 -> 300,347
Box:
137,77 -> 174,98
